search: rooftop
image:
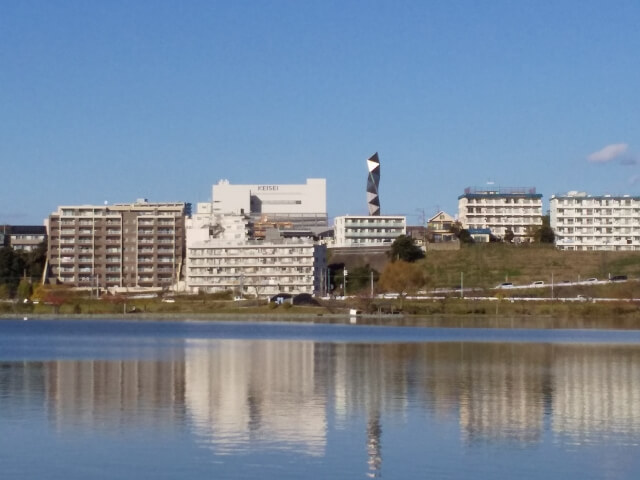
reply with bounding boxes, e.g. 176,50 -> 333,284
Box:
459,186 -> 542,200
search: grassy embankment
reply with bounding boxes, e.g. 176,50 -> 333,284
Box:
337,243 -> 640,320
422,242 -> 640,289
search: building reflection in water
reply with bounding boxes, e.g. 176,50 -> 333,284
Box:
552,346 -> 640,444
43,348 -> 186,431
0,361 -> 46,414
4,337 -> 640,472
185,340 -> 327,456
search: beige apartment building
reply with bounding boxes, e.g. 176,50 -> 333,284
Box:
458,186 -> 543,241
46,200 -> 189,291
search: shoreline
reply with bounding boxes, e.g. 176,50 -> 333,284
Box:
3,311 -> 640,331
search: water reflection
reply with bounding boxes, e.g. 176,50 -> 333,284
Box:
552,346 -> 640,445
44,351 -> 186,431
2,336 -> 640,476
185,340 -> 327,456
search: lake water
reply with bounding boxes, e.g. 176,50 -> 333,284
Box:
1,317 -> 640,479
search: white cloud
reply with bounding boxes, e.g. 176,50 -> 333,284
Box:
587,143 -> 629,163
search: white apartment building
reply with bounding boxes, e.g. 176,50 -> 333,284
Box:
458,187 -> 543,241
186,202 -> 249,246
333,215 -> 406,248
550,191 -> 640,251
186,239 -> 327,297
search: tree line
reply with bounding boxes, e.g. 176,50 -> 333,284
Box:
0,242 -> 47,299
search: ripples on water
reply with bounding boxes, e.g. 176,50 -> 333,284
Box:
1,318 -> 640,479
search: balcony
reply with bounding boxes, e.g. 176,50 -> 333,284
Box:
345,231 -> 403,238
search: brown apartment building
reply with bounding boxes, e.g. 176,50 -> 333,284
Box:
47,200 -> 189,291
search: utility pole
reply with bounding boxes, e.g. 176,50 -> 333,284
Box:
460,272 -> 464,298
327,267 -> 330,296
370,270 -> 374,298
416,207 -> 427,246
343,267 -> 348,298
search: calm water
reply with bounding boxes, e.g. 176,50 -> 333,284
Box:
1,318 -> 640,479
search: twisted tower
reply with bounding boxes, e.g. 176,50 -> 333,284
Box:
366,152 -> 381,216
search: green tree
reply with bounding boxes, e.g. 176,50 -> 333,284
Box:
378,260 -> 426,308
388,235 -> 425,262
346,264 -> 379,294
328,262 -> 346,295
449,221 -> 463,236
16,278 -> 32,301
458,229 -> 474,244
534,215 -> 555,243
450,222 -> 474,244
0,246 -> 26,296
504,229 -> 515,243
0,284 -> 9,300
23,241 -> 48,280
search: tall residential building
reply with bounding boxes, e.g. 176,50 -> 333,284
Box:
550,191 -> 640,251
186,238 -> 327,297
458,186 -> 543,241
46,200 -> 189,291
333,215 -> 406,248
211,178 -> 327,238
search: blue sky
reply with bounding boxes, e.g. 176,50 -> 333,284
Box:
1,0 -> 639,225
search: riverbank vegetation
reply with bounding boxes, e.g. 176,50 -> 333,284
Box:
1,283 -> 639,321
1,240 -> 639,321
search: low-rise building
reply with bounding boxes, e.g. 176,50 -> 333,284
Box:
0,225 -> 47,252
550,191 -> 640,251
333,215 -> 406,248
468,228 -> 491,243
406,226 -> 428,248
458,186 -> 542,241
46,200 -> 189,291
427,211 -> 456,242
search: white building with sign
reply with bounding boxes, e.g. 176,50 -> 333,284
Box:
211,179 -> 327,238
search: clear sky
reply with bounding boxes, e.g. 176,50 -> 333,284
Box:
2,0 -> 639,225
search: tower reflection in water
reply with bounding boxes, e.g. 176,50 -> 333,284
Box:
3,340 -> 639,475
